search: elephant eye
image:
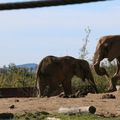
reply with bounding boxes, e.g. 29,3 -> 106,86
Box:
104,43 -> 108,47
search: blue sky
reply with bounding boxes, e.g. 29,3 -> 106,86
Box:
0,0 -> 120,67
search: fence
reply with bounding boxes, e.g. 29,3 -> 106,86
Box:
0,0 -> 107,11
0,87 -> 37,98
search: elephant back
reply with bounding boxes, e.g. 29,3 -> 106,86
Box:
37,56 -> 62,77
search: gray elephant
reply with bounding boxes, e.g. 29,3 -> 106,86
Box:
93,35 -> 120,91
36,55 -> 98,97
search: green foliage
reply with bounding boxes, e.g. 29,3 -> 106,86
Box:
13,111 -> 49,120
0,63 -> 36,88
0,62 -> 116,93
72,76 -> 90,91
56,113 -> 120,120
12,112 -> 120,120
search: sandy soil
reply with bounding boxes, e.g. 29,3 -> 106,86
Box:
0,91 -> 120,117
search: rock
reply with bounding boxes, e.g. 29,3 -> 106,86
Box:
9,105 -> 15,109
102,94 -> 116,99
46,117 -> 61,120
15,99 -> 19,102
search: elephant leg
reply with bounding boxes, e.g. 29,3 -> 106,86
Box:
46,87 -> 53,97
62,79 -> 72,97
108,57 -> 120,92
87,71 -> 98,93
38,80 -> 47,97
108,76 -> 119,92
47,80 -> 59,97
88,79 -> 98,93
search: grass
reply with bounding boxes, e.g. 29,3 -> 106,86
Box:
11,112 -> 120,120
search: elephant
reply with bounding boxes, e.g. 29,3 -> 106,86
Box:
36,55 -> 98,97
93,35 -> 120,91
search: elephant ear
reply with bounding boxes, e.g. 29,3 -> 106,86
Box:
107,43 -> 120,61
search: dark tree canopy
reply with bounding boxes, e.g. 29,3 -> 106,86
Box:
0,0 -> 108,11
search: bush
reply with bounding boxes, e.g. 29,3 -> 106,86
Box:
0,63 -> 36,88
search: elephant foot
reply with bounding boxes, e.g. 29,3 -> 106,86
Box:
58,92 -> 75,98
92,86 -> 98,94
58,92 -> 64,97
58,92 -> 67,98
59,94 -> 69,98
107,86 -> 117,93
59,94 -> 71,98
107,78 -> 117,92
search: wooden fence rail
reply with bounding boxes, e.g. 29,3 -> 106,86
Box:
0,87 -> 37,98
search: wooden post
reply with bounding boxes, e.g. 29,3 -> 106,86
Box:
58,106 -> 96,114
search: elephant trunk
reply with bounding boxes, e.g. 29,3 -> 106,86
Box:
87,68 -> 98,93
93,47 -> 109,77
94,63 -> 109,77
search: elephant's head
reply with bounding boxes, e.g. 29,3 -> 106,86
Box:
74,59 -> 98,93
93,35 -> 120,77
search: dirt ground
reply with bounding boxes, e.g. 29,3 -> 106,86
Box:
0,91 -> 120,117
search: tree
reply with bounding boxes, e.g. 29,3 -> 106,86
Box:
79,27 -> 91,59
0,63 -> 36,88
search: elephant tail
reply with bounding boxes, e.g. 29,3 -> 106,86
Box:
86,63 -> 98,93
35,59 -> 44,87
35,60 -> 44,97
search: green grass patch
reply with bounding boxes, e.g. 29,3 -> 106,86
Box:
11,112 -> 120,120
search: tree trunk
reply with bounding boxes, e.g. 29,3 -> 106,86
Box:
58,106 -> 96,114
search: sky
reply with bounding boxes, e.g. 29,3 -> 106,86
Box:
0,0 -> 120,67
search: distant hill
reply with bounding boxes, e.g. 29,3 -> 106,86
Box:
17,63 -> 38,71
